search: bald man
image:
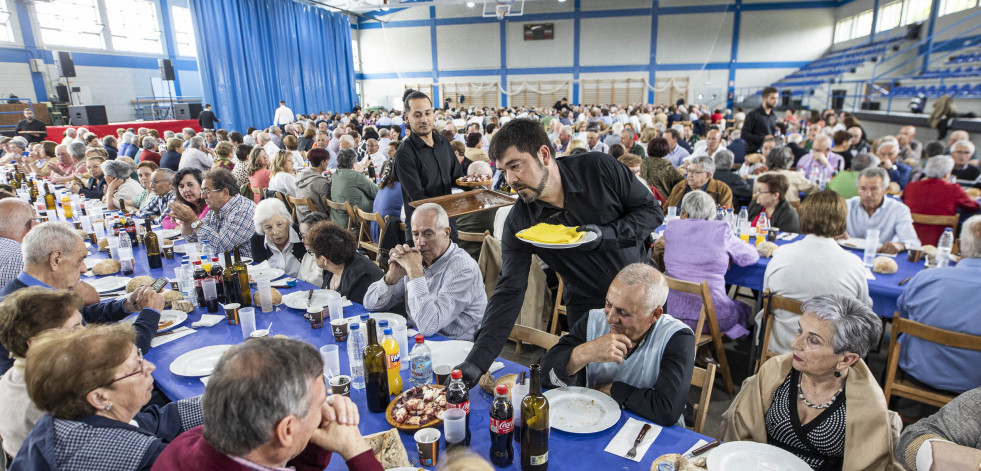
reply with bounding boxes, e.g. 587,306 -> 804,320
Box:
0,199 -> 35,289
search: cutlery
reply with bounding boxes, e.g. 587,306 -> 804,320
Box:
306,289 -> 314,308
625,423 -> 651,459
897,276 -> 912,286
683,440 -> 721,458
548,368 -> 568,391
154,330 -> 175,338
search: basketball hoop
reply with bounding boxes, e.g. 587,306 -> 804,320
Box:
483,0 -> 522,20
495,3 -> 509,20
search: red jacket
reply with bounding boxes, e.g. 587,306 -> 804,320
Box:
151,425 -> 382,471
139,149 -> 162,166
902,178 -> 980,245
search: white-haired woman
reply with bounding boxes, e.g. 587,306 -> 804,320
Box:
722,294 -> 901,471
903,155 -> 980,245
103,160 -> 144,211
249,198 -> 305,277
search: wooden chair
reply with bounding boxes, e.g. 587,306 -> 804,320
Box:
354,207 -> 388,261
754,289 -> 804,374
910,213 -> 959,235
458,230 -> 490,243
883,311 -> 981,409
690,363 -> 717,436
321,196 -> 357,232
250,187 -> 266,202
508,324 -> 560,357
549,274 -> 568,336
664,275 -> 735,395
286,195 -> 319,223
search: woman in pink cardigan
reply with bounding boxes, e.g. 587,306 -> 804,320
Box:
162,167 -> 209,230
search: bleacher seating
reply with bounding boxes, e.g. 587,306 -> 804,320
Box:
888,45 -> 981,98
770,37 -> 907,90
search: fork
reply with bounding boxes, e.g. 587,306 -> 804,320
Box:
626,423 -> 651,459
548,368 -> 568,391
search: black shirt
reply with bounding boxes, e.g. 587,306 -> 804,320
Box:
464,152 -> 663,372
539,313 -> 695,426
15,119 -> 46,144
742,106 -> 777,154
197,110 -> 218,130
393,131 -> 463,232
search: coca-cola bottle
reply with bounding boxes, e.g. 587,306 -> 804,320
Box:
489,384 -> 514,466
446,369 -> 471,446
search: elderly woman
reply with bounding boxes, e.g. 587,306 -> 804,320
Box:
41,143 -> 75,180
133,161 -> 160,211
330,148 -> 377,228
661,190 -> 759,338
722,294 -> 900,471
138,136 -> 161,166
249,198 -> 305,277
306,220 -> 384,305
748,173 -> 800,233
754,146 -> 818,205
163,168 -> 209,230
103,160 -> 144,211
761,190 -> 871,354
159,137 -> 183,171
247,146 -> 271,201
298,212 -> 330,287
210,141 -> 235,171
123,131 -> 140,158
11,324 -> 204,470
903,155 -> 980,246
268,149 -> 298,197
465,132 -> 489,163
0,288 -> 83,458
665,155 -> 734,209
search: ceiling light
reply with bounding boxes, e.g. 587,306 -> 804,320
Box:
466,1 -> 475,7
382,6 -> 390,10
558,0 -> 567,3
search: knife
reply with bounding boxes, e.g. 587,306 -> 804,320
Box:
625,423 -> 651,459
683,439 -> 721,458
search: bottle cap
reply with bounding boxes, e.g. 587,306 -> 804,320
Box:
379,320 -> 389,328
414,334 -> 424,343
350,323 -> 360,330
360,314 -> 370,321
495,384 -> 509,395
383,327 -> 393,335
451,369 -> 462,379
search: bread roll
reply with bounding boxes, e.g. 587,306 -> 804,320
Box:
873,256 -> 898,274
365,428 -> 412,469
757,241 -> 779,258
126,275 -> 154,292
171,299 -> 195,313
252,287 -> 282,306
97,238 -> 109,252
161,290 -> 184,307
92,259 -> 121,275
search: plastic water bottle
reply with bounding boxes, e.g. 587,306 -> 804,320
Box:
936,228 -> 954,268
410,335 -> 433,387
180,255 -> 198,305
725,208 -> 735,231
737,206 -> 750,235
347,323 -> 366,390
716,206 -> 726,221
118,232 -> 135,276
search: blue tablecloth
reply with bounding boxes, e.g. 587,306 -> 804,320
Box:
84,236 -> 710,470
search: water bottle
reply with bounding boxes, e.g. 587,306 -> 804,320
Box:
738,206 -> 750,235
936,228 -> 953,268
725,208 -> 735,231
409,335 -> 433,387
347,323 -> 366,390
716,206 -> 726,221
180,255 -> 199,305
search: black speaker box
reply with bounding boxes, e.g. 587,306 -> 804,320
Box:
55,84 -> 70,103
68,105 -> 108,126
54,51 -> 76,78
158,59 -> 175,81
174,103 -> 202,120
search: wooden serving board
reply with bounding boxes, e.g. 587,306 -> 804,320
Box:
407,189 -> 515,218
384,384 -> 446,432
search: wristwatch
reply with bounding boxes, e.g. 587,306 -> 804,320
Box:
190,220 -> 202,231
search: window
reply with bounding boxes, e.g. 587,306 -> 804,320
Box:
35,0 -> 105,50
876,1 -> 903,32
853,10 -> 873,38
171,6 -> 196,57
940,0 -> 978,15
834,17 -> 854,44
105,0 -> 162,54
0,0 -> 13,43
902,0 -> 932,25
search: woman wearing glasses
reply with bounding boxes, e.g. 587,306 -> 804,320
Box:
10,323 -> 203,470
748,173 -> 800,233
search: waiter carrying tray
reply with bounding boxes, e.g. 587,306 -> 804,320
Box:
454,118 -> 664,388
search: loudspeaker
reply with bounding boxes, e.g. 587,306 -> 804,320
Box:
55,84 -> 70,103
54,51 -> 76,78
174,103 -> 202,120
831,90 -> 847,111
68,105 -> 108,126
906,23 -> 922,40
158,59 -> 175,81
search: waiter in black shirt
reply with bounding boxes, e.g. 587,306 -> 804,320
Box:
15,108 -> 46,144
197,104 -> 220,130
393,89 -> 464,241
741,87 -> 778,154
454,118 -> 663,388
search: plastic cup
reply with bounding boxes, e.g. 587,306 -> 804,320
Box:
320,345 -> 340,378
307,307 -> 324,329
257,277 -> 273,312
434,365 -> 453,385
667,206 -> 677,218
326,294 -> 343,323
415,428 -> 441,467
442,408 -> 466,447
330,319 -> 349,342
394,325 -> 409,371
224,303 -> 240,325
512,383 -> 529,426
329,375 -> 351,397
239,307 -> 256,339
202,278 -> 219,313
864,228 -> 880,267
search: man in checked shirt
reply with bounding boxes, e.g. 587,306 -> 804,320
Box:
174,169 -> 256,257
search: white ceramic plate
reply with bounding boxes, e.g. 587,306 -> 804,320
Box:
121,309 -> 187,332
837,237 -> 867,250
282,289 -> 341,310
88,275 -> 130,293
706,441 -> 811,471
543,386 -> 621,433
518,230 -> 597,249
155,228 -> 182,239
170,344 -> 234,377
247,266 -> 285,283
426,340 -> 474,369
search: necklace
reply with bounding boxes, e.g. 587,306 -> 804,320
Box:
797,376 -> 844,410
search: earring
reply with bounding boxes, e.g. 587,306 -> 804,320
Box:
105,403 -> 112,411
833,370 -> 842,378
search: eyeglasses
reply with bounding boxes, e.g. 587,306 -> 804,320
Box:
106,349 -> 147,386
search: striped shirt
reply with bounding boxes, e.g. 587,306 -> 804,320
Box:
136,191 -> 176,221
185,195 -> 256,257
363,243 -> 486,340
0,237 -> 23,291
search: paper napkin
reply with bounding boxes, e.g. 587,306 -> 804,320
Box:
191,314 -> 225,328
604,417 -> 662,462
150,327 -> 196,348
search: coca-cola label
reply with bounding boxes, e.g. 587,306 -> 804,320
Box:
490,417 -> 513,434
446,400 -> 470,414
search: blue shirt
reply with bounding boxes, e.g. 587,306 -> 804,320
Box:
371,182 -> 403,242
845,196 -> 920,247
666,144 -> 691,168
888,162 -> 913,189
897,258 -> 981,393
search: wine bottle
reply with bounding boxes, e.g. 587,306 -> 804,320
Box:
362,318 -> 390,413
144,220 -> 162,269
520,364 -> 549,471
232,247 -> 252,307
223,251 -> 240,304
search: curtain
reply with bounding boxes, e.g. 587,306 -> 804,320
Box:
188,0 -> 357,131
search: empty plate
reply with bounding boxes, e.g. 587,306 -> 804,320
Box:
543,386 -> 621,433
170,344 -> 234,377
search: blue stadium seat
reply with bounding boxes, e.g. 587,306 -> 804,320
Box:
971,83 -> 981,96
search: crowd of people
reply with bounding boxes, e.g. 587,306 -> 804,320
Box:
0,85 -> 979,470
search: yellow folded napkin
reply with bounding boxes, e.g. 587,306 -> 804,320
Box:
516,223 -> 584,244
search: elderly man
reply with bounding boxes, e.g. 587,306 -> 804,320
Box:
0,222 -> 162,374
827,152 -> 879,200
712,149 -> 752,208
688,128 -> 726,161
904,155 -> 980,245
137,168 -> 177,221
846,125 -> 871,159
357,138 -> 387,169
139,136 -> 161,166
540,264 -> 694,426
296,148 -> 332,219
363,203 -> 485,340
177,169 -> 256,257
846,167 -> 920,254
620,129 -> 646,157
103,160 -> 143,211
152,338 -> 382,471
897,125 -> 922,163
878,141 -> 912,189
15,108 -> 46,144
178,136 -> 214,172
896,216 -> 981,394
950,140 -> 979,184
665,155 -> 733,209
585,130 -> 609,154
553,125 -> 573,154
796,134 -> 844,176
102,136 -> 119,160
0,200 -> 35,289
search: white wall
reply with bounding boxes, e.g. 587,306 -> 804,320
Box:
358,27 -> 431,74
437,23 -> 499,70
657,13 -> 734,64
506,19 -> 574,69
580,16 -> 650,66
0,63 -> 39,102
739,10 -> 834,62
